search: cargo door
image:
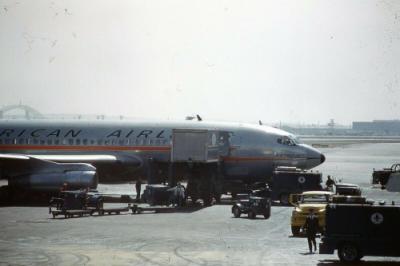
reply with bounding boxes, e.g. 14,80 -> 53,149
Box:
171,129 -> 209,162
171,129 -> 230,163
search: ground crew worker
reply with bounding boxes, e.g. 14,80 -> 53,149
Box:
60,182 -> 68,193
176,182 -> 185,207
304,209 -> 318,253
325,175 -> 335,189
135,178 -> 142,202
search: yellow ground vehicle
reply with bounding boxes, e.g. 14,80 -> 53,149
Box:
290,191 -> 333,236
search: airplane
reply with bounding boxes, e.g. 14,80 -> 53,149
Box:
0,119 -> 325,204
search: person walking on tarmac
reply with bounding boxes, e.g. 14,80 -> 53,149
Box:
325,175 -> 336,190
304,209 -> 318,253
135,178 -> 142,202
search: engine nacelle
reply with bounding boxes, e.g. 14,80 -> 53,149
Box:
9,170 -> 98,192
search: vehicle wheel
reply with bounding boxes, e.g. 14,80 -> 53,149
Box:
263,209 -> 271,219
248,210 -> 256,219
291,226 -> 300,236
233,207 -> 241,218
338,242 -> 361,263
280,193 -> 289,205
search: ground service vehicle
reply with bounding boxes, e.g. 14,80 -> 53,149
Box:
141,184 -> 185,206
319,203 -> 400,262
334,183 -> 361,196
232,189 -> 272,219
372,163 -> 400,188
271,167 -> 323,205
290,191 -> 333,236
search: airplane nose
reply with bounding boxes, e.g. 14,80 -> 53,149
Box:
320,154 -> 326,164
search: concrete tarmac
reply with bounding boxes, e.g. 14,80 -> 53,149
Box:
1,198 -> 400,266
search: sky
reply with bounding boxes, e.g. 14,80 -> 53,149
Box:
0,0 -> 399,125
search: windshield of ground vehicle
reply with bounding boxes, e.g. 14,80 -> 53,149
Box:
301,194 -> 330,203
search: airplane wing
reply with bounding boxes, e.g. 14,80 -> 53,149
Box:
30,154 -> 118,162
0,154 -> 99,191
0,153 -> 142,165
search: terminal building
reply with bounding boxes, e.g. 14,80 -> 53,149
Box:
352,120 -> 400,135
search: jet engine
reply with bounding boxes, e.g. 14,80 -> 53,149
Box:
7,163 -> 98,192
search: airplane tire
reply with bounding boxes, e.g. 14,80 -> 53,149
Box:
191,196 -> 198,205
214,193 -> 222,204
203,196 -> 213,207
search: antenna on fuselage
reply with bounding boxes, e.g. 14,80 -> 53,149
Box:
196,114 -> 202,121
259,120 -> 263,125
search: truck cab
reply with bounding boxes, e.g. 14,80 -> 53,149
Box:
290,191 -> 333,236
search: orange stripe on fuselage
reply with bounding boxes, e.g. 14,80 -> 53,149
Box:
0,145 -> 171,152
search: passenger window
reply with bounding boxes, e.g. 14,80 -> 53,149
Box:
82,139 -> 88,145
54,139 -> 60,145
97,139 -> 103,145
90,139 -> 95,145
18,138 -> 25,144
68,139 -> 74,145
40,139 -> 45,145
0,139 -> 2,144
47,139 -> 53,145
76,139 -> 81,145
33,139 -> 39,144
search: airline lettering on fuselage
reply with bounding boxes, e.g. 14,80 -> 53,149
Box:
106,129 -> 165,138
0,128 -> 166,139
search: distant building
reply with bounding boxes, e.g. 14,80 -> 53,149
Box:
352,120 -> 400,135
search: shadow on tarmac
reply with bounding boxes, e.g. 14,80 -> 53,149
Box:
317,260 -> 400,265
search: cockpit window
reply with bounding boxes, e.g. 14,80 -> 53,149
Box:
277,135 -> 300,146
